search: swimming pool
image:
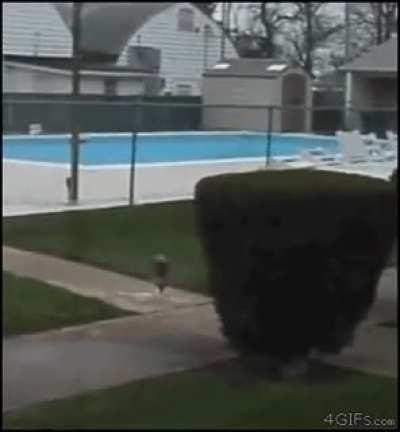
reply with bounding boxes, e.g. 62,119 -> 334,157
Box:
3,132 -> 338,166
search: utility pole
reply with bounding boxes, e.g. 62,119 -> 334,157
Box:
344,3 -> 352,131
220,2 -> 227,61
226,2 -> 232,41
344,2 -> 350,61
70,2 -> 82,203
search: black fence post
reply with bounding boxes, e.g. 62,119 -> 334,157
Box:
265,106 -> 274,167
129,128 -> 138,206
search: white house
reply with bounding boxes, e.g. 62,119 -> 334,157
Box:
2,2 -> 163,96
55,2 -> 239,96
2,1 -> 72,57
117,3 -> 239,95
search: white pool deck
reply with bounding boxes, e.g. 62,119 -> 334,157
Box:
2,157 -> 397,217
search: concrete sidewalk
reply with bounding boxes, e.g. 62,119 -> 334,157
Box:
3,287 -> 397,414
2,246 -> 397,413
3,304 -> 236,413
3,246 -> 211,314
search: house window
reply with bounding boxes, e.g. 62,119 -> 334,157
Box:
176,84 -> 193,95
104,77 -> 117,96
178,8 -> 194,32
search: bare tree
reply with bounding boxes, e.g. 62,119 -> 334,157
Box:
281,3 -> 344,77
232,3 -> 290,58
256,3 -> 292,58
351,2 -> 397,45
193,2 -> 217,18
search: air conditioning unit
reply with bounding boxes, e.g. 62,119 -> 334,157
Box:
127,46 -> 161,73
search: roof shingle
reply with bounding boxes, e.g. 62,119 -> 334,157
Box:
340,36 -> 397,72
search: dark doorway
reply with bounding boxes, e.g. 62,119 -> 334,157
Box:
281,73 -> 307,132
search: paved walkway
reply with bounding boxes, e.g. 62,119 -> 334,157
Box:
4,158 -> 394,217
3,304 -> 236,413
3,159 -> 295,217
3,247 -> 210,314
3,247 -> 397,413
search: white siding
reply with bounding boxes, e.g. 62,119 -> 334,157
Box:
34,70 -> 71,93
3,65 -> 70,93
117,79 -> 145,96
203,77 -> 282,105
117,3 -> 238,95
2,2 -> 72,57
4,64 -> 146,95
81,77 -> 104,95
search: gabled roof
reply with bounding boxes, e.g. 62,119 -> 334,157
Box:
203,58 -> 292,78
340,36 -> 398,72
54,3 -> 177,56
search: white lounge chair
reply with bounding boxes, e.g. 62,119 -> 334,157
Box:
361,131 -> 396,160
271,155 -> 316,169
385,130 -> 398,158
300,147 -> 342,165
336,130 -> 388,163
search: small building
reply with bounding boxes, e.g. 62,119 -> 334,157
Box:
340,35 -> 397,136
202,58 -> 312,132
3,56 -> 162,96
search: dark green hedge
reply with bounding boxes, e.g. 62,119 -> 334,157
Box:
195,169 -> 396,361
390,168 -> 397,184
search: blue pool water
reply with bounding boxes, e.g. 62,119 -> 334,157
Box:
3,132 -> 338,165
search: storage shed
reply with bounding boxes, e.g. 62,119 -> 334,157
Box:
202,58 -> 312,132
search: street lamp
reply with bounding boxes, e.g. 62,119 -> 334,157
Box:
220,2 -> 227,61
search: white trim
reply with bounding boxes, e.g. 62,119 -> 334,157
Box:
3,159 -> 71,169
5,61 -> 71,76
80,70 -> 147,78
3,50 -> 71,59
340,67 -> 397,73
3,131 -> 266,140
3,156 -> 280,170
3,131 -> 338,140
4,61 -> 153,78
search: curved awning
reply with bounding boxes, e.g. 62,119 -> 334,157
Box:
55,3 -> 174,56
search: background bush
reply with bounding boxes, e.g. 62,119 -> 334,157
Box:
390,168 -> 397,184
195,169 -> 396,362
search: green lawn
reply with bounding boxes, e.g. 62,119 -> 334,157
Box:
3,201 -> 396,296
3,202 -> 209,294
3,272 -> 132,336
4,359 -> 397,429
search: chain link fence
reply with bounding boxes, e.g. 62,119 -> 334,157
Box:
2,97 -> 397,215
